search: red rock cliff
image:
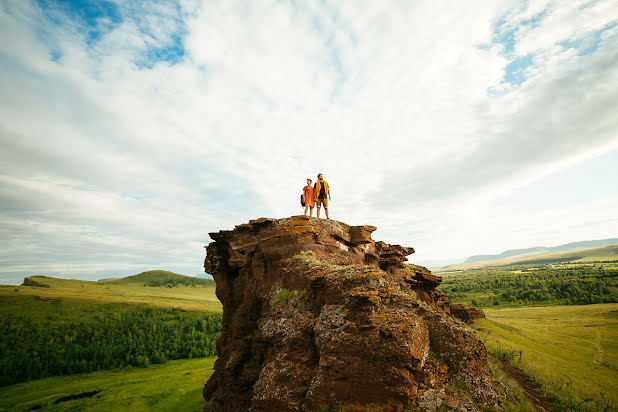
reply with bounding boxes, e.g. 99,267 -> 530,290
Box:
203,216 -> 500,411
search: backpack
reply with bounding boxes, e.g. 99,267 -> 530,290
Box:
300,193 -> 306,207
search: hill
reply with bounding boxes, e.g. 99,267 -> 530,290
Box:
103,270 -> 215,287
9,271 -> 220,311
464,238 -> 618,263
22,270 -> 214,288
440,243 -> 618,272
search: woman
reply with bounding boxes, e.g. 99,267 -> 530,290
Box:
303,178 -> 315,217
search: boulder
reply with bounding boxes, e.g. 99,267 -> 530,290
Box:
451,304 -> 486,324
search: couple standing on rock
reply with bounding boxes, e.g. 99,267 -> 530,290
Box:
302,173 -> 331,219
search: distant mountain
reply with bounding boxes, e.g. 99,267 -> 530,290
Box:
440,243 -> 618,272
464,238 -> 618,263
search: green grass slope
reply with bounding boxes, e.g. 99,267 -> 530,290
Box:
5,271 -> 221,312
106,270 -> 214,286
441,244 -> 618,272
477,303 -> 618,411
0,357 -> 215,412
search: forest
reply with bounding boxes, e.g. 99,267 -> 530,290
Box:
0,306 -> 221,387
438,263 -> 618,307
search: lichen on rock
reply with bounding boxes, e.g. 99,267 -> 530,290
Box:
202,216 -> 502,411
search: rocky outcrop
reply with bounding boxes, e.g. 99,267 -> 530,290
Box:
451,304 -> 486,324
22,277 -> 51,288
203,216 -> 503,411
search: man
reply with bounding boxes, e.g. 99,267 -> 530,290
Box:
314,173 -> 331,219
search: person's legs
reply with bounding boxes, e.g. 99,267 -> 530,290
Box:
309,206 -> 314,217
316,199 -> 321,218
319,198 -> 328,219
304,204 -> 309,216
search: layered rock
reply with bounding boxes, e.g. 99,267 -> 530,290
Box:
451,304 -> 486,324
203,216 -> 499,411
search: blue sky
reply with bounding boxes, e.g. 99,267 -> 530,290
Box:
1,0 -> 617,283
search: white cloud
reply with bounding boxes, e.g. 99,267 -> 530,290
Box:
0,0 -> 617,282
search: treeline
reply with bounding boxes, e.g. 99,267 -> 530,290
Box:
143,278 -> 208,287
439,264 -> 618,308
0,307 -> 221,387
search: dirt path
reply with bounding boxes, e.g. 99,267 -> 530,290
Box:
499,360 -> 557,412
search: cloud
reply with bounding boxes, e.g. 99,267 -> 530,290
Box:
0,0 -> 617,282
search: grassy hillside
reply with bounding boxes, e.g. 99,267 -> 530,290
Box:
105,270 -> 215,287
476,304 -> 618,411
0,357 -> 215,411
4,271 -> 221,312
441,243 -> 618,272
464,238 -> 618,263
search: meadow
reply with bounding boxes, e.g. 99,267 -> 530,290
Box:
477,303 -> 618,411
0,357 -> 216,411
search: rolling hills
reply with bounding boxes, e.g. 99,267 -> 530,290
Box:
4,270 -> 221,312
464,238 -> 618,263
440,243 -> 618,272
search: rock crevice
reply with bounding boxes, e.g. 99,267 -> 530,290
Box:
203,216 -> 501,411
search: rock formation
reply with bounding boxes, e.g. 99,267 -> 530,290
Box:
203,216 -> 501,411
451,304 -> 486,324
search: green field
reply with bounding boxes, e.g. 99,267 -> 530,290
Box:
0,357 -> 215,411
476,303 -> 618,411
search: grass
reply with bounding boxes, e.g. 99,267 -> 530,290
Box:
475,303 -> 618,411
1,272 -> 221,312
0,357 -> 216,411
485,357 -> 536,412
105,270 -> 214,286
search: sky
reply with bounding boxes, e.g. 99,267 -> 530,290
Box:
1,0 -> 617,284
